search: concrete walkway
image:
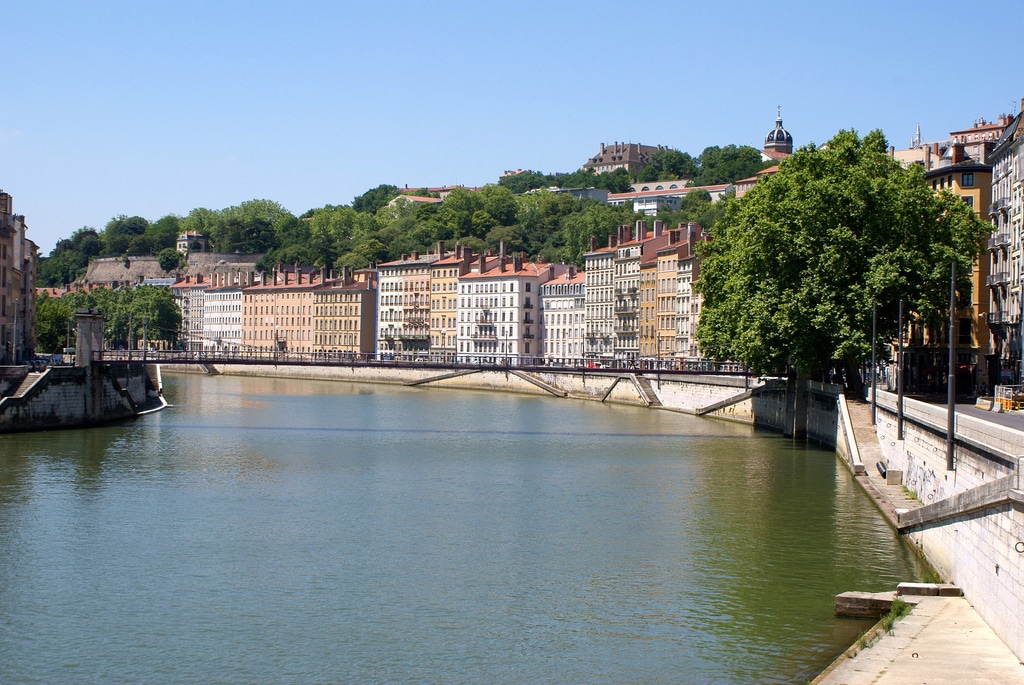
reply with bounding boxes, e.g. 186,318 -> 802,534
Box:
815,596 -> 1024,684
815,398 -> 1024,684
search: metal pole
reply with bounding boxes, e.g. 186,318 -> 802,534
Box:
947,262 -> 956,471
897,298 -> 905,440
871,301 -> 877,425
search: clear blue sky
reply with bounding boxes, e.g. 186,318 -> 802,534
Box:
3,0 -> 1019,254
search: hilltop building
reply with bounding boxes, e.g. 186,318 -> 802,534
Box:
582,142 -> 662,174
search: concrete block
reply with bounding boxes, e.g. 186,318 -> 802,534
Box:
886,468 -> 903,485
897,582 -> 940,596
835,590 -> 896,617
937,584 -> 964,597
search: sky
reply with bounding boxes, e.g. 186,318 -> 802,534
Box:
2,0 -> 1021,255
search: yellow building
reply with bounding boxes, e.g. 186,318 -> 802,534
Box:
430,245 -> 476,362
919,148 -> 993,391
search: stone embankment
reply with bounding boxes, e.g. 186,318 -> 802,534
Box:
0,364 -> 164,433
814,392 -> 1024,684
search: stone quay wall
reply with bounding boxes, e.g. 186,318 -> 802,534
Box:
0,364 -> 160,433
174,363 -> 760,419
873,389 -> 1024,660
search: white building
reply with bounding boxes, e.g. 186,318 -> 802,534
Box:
457,250 -> 566,365
988,100 -> 1024,383
540,266 -> 586,364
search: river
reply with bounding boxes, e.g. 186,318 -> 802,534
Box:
0,372 -> 927,684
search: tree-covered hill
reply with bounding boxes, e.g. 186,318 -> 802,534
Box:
37,144 -> 768,287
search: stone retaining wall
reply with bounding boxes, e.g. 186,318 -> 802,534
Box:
0,364 -> 158,433
872,390 -> 1024,660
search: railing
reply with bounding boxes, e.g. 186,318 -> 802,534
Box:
987,232 -> 1010,249
988,311 -> 1005,325
91,349 -> 753,377
986,272 -> 1009,286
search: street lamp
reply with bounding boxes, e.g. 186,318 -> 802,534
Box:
13,299 -> 19,364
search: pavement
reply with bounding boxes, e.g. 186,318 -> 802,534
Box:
814,596 -> 1024,684
812,398 -> 1024,684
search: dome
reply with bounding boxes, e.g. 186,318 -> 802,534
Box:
764,107 -> 793,155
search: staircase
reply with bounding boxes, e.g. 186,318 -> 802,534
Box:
11,372 -> 44,398
634,375 -> 663,407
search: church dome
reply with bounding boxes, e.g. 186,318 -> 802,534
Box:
764,107 -> 793,155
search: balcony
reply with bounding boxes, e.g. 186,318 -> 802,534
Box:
523,300 -> 534,309
987,232 -> 1010,250
987,311 -> 1005,326
986,272 -> 1009,286
989,198 -> 1009,216
522,333 -> 534,339
396,332 -> 429,341
471,332 -> 497,340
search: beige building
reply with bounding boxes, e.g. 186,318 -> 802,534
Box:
430,244 -> 476,362
1,190 -> 37,363
242,267 -> 323,353
377,251 -> 438,359
313,268 -> 377,357
639,246 -> 658,360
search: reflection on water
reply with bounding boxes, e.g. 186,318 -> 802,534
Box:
0,372 -> 926,684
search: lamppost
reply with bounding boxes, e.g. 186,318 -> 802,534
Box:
13,299 -> 19,364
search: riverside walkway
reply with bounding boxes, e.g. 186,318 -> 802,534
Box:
813,398 -> 1024,684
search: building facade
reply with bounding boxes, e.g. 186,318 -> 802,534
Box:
430,245 -> 475,363
988,100 -> 1024,385
242,267 -> 322,353
1,190 -> 37,363
312,268 -> 377,357
377,252 -> 438,359
540,266 -> 585,364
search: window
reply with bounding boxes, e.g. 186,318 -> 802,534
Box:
962,196 -> 974,208
961,172 -> 974,187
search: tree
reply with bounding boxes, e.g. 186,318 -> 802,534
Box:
635,148 -> 698,182
157,248 -> 181,271
34,292 -> 76,353
692,145 -> 768,186
695,130 -> 990,384
352,184 -> 400,214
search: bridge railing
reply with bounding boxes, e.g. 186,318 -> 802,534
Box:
92,349 -> 752,377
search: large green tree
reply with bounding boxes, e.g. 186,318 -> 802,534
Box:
695,130 -> 990,382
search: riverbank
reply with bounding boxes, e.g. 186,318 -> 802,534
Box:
813,396 -> 1024,684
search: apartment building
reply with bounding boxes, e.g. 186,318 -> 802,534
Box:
312,268 -> 377,357
430,244 -> 476,362
611,221 -> 670,363
0,190 -> 37,364
988,100 -> 1024,384
676,223 -> 709,360
584,237 -> 616,363
540,266 -> 585,364
242,266 -> 322,353
377,251 -> 438,359
457,248 -> 565,365
171,275 -> 208,351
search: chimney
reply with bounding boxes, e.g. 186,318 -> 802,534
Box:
513,253 -> 522,272
635,219 -> 647,242
437,240 -> 445,256
654,220 -> 664,237
589,235 -> 597,252
411,251 -> 419,260
950,143 -> 964,164
479,252 -> 486,273
568,265 -> 576,278
608,234 -> 618,249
